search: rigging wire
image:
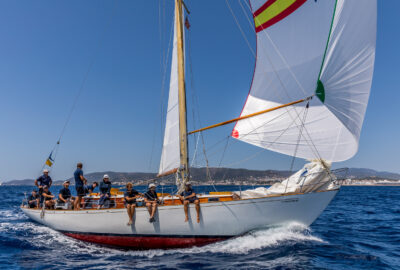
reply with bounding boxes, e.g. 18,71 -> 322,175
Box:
149,3 -> 175,171
41,0 -> 119,173
228,0 -> 324,163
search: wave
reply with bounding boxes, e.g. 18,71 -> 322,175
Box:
128,222 -> 325,258
1,215 -> 324,259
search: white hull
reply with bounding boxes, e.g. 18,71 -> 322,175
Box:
22,189 -> 338,249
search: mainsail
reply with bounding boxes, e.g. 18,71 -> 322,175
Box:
233,0 -> 377,162
159,11 -> 181,176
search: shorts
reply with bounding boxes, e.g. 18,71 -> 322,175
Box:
76,186 -> 85,197
185,196 -> 198,203
28,202 -> 37,208
124,201 -> 137,206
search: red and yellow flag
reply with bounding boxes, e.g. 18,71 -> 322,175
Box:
253,0 -> 306,32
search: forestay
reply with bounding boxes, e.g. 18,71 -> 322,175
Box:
159,11 -> 181,176
233,0 -> 377,162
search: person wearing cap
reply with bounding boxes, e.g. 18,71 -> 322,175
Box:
144,184 -> 159,223
98,174 -> 112,209
178,182 -> 201,223
73,162 -> 87,210
58,181 -> 75,208
35,169 -> 53,196
27,190 -> 40,208
124,182 -> 141,225
42,185 -> 56,209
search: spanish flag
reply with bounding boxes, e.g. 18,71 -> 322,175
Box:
253,0 -> 306,32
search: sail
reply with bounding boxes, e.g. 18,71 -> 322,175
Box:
233,0 -> 377,162
159,11 -> 180,176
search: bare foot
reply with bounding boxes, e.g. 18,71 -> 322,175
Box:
184,217 -> 188,222
197,216 -> 200,223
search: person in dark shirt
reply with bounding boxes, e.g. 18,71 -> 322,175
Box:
83,182 -> 98,209
58,181 -> 74,207
73,162 -> 87,210
144,183 -> 159,223
98,175 -> 112,209
35,169 -> 52,196
84,182 -> 98,195
42,186 -> 55,209
179,182 -> 200,223
27,190 -> 40,208
124,182 -> 141,225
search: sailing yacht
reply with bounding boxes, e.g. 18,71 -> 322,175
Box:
21,0 -> 377,249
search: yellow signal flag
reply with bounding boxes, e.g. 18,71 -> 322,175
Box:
45,159 -> 53,167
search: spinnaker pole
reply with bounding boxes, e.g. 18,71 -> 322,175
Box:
189,96 -> 312,135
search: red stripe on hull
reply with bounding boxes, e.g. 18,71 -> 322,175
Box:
63,232 -> 228,249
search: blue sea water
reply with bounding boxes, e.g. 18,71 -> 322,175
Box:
0,185 -> 399,270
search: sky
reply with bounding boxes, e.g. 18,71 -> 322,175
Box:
0,0 -> 399,181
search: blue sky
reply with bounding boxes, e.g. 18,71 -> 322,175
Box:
0,0 -> 399,181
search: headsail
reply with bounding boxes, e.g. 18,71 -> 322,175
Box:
233,0 -> 377,162
159,11 -> 180,176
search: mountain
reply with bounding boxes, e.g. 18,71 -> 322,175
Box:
2,167 -> 400,186
346,168 -> 400,180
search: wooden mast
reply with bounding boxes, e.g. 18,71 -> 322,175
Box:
176,0 -> 189,182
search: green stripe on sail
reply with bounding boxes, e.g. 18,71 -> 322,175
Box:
316,80 -> 325,103
315,0 -> 338,103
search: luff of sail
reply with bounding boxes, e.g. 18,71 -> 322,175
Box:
159,8 -> 180,176
233,0 -> 376,162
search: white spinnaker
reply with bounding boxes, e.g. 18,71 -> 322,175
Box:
159,11 -> 180,175
233,0 -> 376,162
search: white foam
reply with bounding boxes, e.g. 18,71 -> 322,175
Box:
124,222 -> 326,258
2,220 -> 325,259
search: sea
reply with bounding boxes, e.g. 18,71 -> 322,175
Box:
0,185 -> 399,270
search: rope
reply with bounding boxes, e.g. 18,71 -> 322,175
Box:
289,101 -> 310,172
39,1 -> 118,175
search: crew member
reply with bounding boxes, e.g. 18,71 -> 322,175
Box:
73,162 -> 87,210
58,180 -> 74,207
27,190 -> 40,208
144,183 -> 159,223
42,185 -> 56,209
98,175 -> 112,209
124,182 -> 140,225
179,182 -> 201,223
35,169 -> 52,196
83,181 -> 98,209
84,182 -> 98,195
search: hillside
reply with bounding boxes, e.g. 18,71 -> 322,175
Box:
2,167 -> 400,186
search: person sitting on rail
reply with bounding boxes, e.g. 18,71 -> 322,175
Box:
42,185 -> 56,209
124,182 -> 141,225
178,182 -> 201,223
35,169 -> 52,197
27,190 -> 40,208
98,175 -> 112,209
58,180 -> 75,208
144,183 -> 159,223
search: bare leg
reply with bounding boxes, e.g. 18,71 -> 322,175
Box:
131,205 -> 136,221
146,202 -> 152,216
151,203 -> 157,218
74,196 -> 81,210
127,205 -> 133,225
184,201 -> 189,222
195,200 -> 200,223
